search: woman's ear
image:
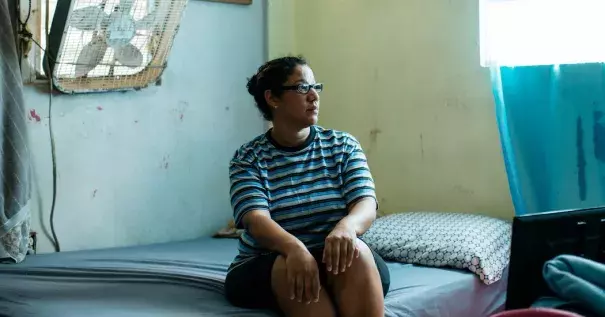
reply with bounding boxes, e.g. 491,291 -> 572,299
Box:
264,89 -> 279,109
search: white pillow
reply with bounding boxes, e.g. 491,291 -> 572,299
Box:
361,212 -> 512,285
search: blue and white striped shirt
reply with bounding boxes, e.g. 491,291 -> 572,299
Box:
228,125 -> 377,270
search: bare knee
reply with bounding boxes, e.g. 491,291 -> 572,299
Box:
270,255 -> 289,294
337,239 -> 379,279
327,240 -> 385,317
271,255 -> 337,317
356,239 -> 375,265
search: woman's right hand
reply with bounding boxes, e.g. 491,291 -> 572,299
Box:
284,246 -> 321,304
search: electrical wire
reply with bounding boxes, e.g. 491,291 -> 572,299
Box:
18,1 -> 60,253
47,92 -> 59,254
46,45 -> 60,253
23,0 -> 32,25
44,0 -> 60,253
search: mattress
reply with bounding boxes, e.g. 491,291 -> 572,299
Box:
0,237 -> 506,317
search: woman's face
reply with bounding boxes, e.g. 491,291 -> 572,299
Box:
268,64 -> 321,128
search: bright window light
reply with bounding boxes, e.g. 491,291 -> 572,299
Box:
480,0 -> 605,67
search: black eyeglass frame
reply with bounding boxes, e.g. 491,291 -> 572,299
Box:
281,83 -> 324,94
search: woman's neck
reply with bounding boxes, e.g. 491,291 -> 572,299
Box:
270,123 -> 311,148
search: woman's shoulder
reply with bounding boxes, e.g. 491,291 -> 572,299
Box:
231,132 -> 270,164
313,125 -> 360,146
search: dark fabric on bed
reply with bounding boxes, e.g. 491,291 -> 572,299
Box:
0,237 -> 506,317
532,254 -> 605,317
224,245 -> 390,313
532,297 -> 598,317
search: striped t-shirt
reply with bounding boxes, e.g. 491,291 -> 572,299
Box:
228,125 -> 377,270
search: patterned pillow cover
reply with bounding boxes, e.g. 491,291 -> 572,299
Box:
361,211 -> 512,285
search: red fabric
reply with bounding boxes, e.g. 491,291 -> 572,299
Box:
491,308 -> 584,317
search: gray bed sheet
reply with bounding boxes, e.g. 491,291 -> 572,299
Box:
0,237 -> 507,317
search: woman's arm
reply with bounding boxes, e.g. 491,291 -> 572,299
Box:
230,157 -> 305,254
230,157 -> 320,303
324,135 -> 379,273
337,197 -> 377,236
242,210 -> 306,256
338,134 -> 379,236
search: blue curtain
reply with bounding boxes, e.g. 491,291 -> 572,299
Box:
491,63 -> 605,215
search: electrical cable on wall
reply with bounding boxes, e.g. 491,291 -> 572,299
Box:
17,0 -> 61,253
46,8 -> 60,253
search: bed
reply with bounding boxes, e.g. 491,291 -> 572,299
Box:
0,237 -> 507,317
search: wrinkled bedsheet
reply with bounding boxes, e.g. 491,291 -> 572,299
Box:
0,237 -> 507,317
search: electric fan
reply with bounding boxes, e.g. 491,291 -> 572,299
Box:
44,0 -> 188,93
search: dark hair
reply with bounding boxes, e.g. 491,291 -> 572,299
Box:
246,55 -> 308,121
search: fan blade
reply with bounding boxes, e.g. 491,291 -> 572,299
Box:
105,12 -> 137,48
75,36 -> 108,77
135,0 -> 169,30
134,13 -> 157,30
118,0 -> 135,13
114,44 -> 144,68
69,6 -> 109,31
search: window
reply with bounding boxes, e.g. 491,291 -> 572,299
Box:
19,0 -> 61,81
39,0 -> 57,63
480,0 -> 605,67
19,0 -> 51,81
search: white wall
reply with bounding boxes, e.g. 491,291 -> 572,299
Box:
25,0 -> 266,253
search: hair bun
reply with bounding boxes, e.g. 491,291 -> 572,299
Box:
246,74 -> 259,96
245,56 -> 307,121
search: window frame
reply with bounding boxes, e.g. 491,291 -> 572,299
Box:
19,0 -> 55,83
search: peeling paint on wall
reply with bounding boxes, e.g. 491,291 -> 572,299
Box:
29,109 -> 41,122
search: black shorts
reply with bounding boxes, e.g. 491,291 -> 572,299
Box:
224,245 -> 390,312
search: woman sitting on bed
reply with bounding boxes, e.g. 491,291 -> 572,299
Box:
224,56 -> 390,317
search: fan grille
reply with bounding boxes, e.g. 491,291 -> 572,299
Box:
51,0 -> 187,93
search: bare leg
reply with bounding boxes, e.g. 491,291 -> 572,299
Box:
327,239 -> 384,317
271,255 -> 337,317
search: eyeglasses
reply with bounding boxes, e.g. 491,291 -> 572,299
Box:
281,83 -> 324,94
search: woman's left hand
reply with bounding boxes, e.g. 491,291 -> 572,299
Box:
323,221 -> 360,274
